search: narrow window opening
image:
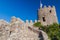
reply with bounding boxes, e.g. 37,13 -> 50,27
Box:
42,17 -> 46,22
50,10 -> 52,13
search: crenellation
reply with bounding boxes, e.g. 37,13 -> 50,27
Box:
26,20 -> 29,23
30,20 -> 33,23
48,5 -> 51,8
17,18 -> 20,21
52,5 -> 55,8
11,16 -> 17,23
44,5 -> 47,8
34,20 -> 37,23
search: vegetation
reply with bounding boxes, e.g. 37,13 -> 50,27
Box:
33,22 -> 43,27
33,22 -> 60,40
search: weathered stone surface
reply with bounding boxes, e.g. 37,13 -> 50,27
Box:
0,16 -> 49,40
38,5 -> 58,25
9,26 -> 39,40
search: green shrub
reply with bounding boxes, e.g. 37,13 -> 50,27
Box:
33,22 -> 60,40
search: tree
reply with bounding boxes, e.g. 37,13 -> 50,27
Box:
33,22 -> 60,40
33,22 -> 43,28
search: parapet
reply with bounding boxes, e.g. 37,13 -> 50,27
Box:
17,18 -> 21,21
25,20 -> 39,24
41,5 -> 56,9
34,20 -> 37,23
11,16 -> 16,19
48,5 -> 51,8
11,16 -> 17,23
39,5 -> 56,13
25,20 -> 38,26
30,20 -> 33,23
52,5 -> 55,8
44,5 -> 47,8
0,19 -> 9,26
26,20 -> 29,23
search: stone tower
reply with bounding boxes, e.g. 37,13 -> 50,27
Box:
38,1 -> 58,25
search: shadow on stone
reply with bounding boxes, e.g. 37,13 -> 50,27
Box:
39,31 -> 44,40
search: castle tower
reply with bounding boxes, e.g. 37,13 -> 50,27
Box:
38,1 -> 58,25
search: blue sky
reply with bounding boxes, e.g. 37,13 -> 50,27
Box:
0,0 -> 60,23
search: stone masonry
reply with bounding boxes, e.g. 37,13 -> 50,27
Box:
0,16 -> 49,40
0,16 -> 40,40
38,5 -> 58,25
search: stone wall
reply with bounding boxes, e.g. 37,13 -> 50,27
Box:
38,5 -> 58,25
0,17 -> 40,40
0,16 -> 50,40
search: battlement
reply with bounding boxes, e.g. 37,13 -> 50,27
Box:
38,5 -> 56,14
42,5 -> 55,8
11,16 -> 39,23
39,5 -> 56,11
10,16 -> 41,26
25,20 -> 37,23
